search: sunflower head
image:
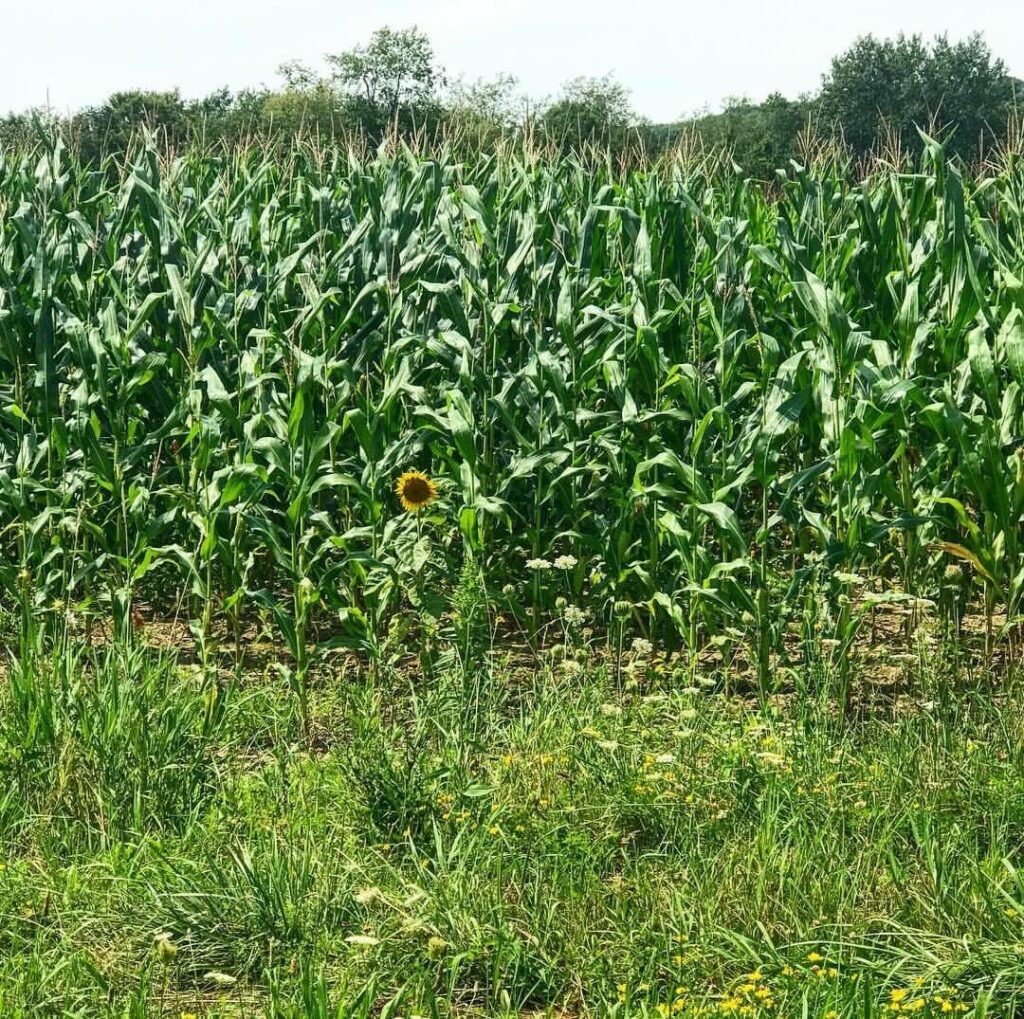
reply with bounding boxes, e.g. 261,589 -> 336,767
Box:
396,470 -> 438,513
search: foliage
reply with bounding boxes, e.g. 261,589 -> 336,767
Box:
687,93 -> 814,177
72,89 -> 192,156
5,137 -> 1024,677
445,73 -> 529,147
1,635 -> 1023,1014
325,25 -> 444,137
1,28 -> 1019,166
2,121 -> 1024,1017
0,645 -> 226,847
540,74 -> 641,151
819,33 -> 1015,160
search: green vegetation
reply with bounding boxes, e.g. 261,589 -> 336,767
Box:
2,630 -> 1024,1016
2,138 -> 1024,673
693,33 -> 1019,176
1,28 -> 1019,172
3,133 -> 1024,1014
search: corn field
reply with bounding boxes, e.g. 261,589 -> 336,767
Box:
2,136 -> 1024,678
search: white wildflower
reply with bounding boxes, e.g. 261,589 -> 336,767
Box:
834,572 -> 864,584
204,972 -> 238,986
526,557 -> 552,571
563,605 -> 586,627
561,659 -> 584,680
553,554 -> 578,570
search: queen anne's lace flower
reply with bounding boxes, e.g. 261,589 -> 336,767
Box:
563,605 -> 586,627
561,659 -> 584,679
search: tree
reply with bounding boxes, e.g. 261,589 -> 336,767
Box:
926,35 -> 1017,154
277,60 -> 320,92
72,90 -> 189,160
260,62 -> 346,140
326,26 -> 442,126
260,85 -> 344,139
686,93 -> 811,177
447,75 -> 527,130
820,33 -> 1013,159
540,74 -> 638,151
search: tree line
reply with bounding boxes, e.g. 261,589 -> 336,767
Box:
1,27 -> 1019,174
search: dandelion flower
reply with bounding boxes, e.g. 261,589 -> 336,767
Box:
395,470 -> 437,513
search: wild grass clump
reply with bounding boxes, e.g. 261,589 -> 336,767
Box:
0,645 -> 227,850
1,610 -> 1024,1015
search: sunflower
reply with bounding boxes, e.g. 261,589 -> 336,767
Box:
395,470 -> 438,513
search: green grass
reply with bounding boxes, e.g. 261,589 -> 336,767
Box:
2,625 -> 1023,1017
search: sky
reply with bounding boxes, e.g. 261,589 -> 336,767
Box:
2,0 -> 1023,123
